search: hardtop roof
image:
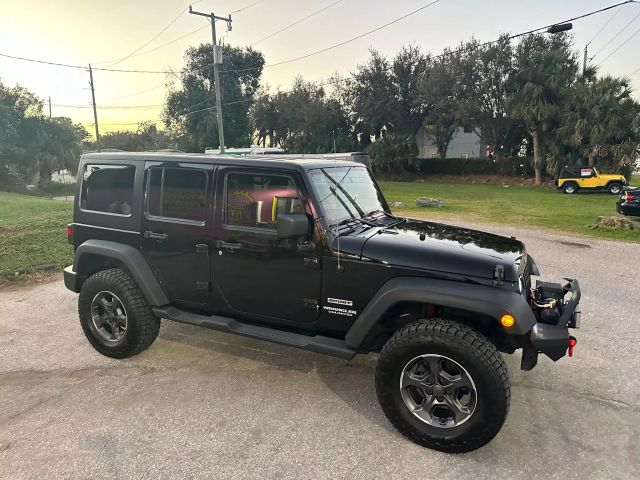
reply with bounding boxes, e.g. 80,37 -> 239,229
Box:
81,151 -> 365,170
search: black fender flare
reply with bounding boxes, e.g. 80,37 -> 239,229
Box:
71,239 -> 169,306
344,277 -> 536,349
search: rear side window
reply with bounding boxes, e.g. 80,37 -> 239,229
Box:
225,172 -> 301,229
146,167 -> 207,223
80,164 -> 135,215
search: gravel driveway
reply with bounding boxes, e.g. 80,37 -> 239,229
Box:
1,222 -> 639,480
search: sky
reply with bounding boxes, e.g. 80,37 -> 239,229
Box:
1,0 -> 639,137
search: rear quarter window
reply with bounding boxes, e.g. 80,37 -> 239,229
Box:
80,164 -> 136,215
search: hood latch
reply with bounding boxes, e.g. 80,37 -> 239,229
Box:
492,265 -> 505,286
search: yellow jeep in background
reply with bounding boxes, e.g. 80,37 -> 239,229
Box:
555,166 -> 627,194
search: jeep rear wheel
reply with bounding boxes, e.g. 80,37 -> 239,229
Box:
608,182 -> 622,195
375,319 -> 510,453
563,182 -> 578,194
78,268 -> 160,358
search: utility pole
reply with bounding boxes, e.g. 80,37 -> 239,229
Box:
189,5 -> 232,153
88,64 -> 100,152
583,44 -> 589,76
48,96 -> 52,118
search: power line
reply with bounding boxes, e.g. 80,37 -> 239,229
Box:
105,25 -> 209,63
98,98 -> 255,126
100,8 -> 188,67
96,0 -> 206,67
591,4 -> 640,59
0,51 -> 176,74
587,4 -> 622,46
230,0 -> 266,15
597,22 -> 640,65
53,103 -> 163,109
220,0 -> 638,76
250,0 -> 343,47
219,0 -> 444,76
114,79 -> 175,100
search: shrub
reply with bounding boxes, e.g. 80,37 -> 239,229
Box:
412,156 -> 535,176
368,134 -> 419,173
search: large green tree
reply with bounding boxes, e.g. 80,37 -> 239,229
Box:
163,44 -> 264,152
459,36 -> 525,170
511,33 -> 578,184
1,80 -> 85,188
249,77 -> 355,153
346,46 -> 428,142
558,75 -> 640,172
415,49 -> 468,157
97,122 -> 175,152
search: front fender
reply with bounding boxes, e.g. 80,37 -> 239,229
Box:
67,239 -> 169,306
345,276 -> 536,349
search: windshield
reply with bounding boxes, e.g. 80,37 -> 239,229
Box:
308,166 -> 388,226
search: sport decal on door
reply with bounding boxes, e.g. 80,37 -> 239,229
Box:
327,297 -> 353,306
324,298 -> 357,317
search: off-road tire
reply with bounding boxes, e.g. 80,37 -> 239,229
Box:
375,318 -> 510,453
607,182 -> 622,195
563,182 -> 578,194
78,268 -> 160,358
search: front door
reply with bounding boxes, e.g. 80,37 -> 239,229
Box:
141,163 -> 212,307
212,167 -> 321,324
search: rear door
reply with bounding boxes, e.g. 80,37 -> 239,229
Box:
141,163 -> 212,308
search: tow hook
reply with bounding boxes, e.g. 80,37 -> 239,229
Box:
568,336 -> 577,357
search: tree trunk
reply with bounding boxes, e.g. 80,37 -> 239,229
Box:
532,129 -> 543,186
495,150 -> 504,173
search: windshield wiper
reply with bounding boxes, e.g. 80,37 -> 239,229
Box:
321,169 -> 366,218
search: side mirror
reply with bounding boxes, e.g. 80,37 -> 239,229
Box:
277,213 -> 311,238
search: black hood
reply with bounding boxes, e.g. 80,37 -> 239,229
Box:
335,219 -> 526,282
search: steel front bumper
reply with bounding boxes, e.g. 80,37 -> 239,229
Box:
522,279 -> 581,369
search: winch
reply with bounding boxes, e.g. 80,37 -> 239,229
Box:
530,280 -> 566,325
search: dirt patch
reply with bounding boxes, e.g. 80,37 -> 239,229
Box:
559,240 -> 591,249
0,270 -> 63,291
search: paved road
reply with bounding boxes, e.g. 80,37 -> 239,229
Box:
1,222 -> 639,480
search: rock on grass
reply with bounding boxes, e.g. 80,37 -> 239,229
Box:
591,216 -> 636,230
415,197 -> 445,208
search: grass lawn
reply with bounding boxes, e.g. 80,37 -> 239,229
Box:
0,192 -> 73,275
379,181 -> 640,242
1,178 -> 639,275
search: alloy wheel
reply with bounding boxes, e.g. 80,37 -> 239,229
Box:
400,354 -> 477,428
90,291 -> 128,344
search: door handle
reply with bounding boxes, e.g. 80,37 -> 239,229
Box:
215,240 -> 242,251
144,231 -> 168,240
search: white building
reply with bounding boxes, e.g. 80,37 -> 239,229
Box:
415,123 -> 488,159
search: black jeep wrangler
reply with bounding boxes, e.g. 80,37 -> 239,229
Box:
64,152 -> 581,453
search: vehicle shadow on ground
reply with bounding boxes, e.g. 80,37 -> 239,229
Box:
158,321 -> 396,434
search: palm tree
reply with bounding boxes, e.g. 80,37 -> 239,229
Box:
559,76 -> 640,170
511,34 -> 578,185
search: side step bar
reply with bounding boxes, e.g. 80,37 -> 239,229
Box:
153,306 -> 357,360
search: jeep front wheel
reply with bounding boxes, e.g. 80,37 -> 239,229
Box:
375,319 -> 510,453
78,268 -> 160,358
